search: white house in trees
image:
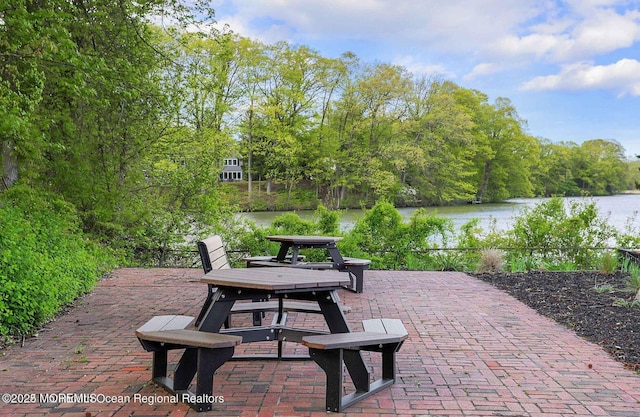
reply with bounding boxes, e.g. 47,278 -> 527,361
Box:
220,157 -> 243,182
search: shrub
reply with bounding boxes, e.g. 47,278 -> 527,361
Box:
598,251 -> 618,274
623,264 -> 640,294
0,186 -> 116,337
476,248 -> 505,273
431,251 -> 467,271
339,201 -> 454,270
507,197 -> 615,269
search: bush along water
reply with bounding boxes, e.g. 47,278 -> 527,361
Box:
232,197 -> 638,272
0,186 -> 117,339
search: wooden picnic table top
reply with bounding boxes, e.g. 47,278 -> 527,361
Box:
200,267 -> 349,292
266,235 -> 343,245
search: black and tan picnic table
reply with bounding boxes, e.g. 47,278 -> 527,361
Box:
244,235 -> 371,293
196,267 -> 352,354
268,234 -> 345,266
195,267 -> 406,412
136,267 -> 406,412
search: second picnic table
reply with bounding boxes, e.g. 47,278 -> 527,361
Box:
269,235 -> 345,267
245,235 -> 371,293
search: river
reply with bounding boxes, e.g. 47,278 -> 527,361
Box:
239,194 -> 640,235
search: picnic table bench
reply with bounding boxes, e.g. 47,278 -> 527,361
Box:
135,315 -> 242,412
302,318 -> 408,412
136,274 -> 406,412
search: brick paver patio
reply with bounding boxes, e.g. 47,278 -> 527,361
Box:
1,268 -> 639,416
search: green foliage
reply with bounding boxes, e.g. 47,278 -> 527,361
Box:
506,197 -> 616,270
505,254 -> 540,272
542,260 -> 578,271
616,211 -> 640,249
623,264 -> 640,294
313,205 -> 341,235
592,284 -> 616,294
340,201 -> 454,269
0,186 -> 116,337
598,251 -> 618,274
430,251 -> 468,271
271,212 -> 316,235
612,298 -> 640,308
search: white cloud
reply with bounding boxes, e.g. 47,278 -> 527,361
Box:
211,0 -> 640,92
492,5 -> 640,63
496,33 -> 564,60
463,63 -> 503,81
521,58 -> 640,96
392,55 -> 453,78
217,0 -> 542,52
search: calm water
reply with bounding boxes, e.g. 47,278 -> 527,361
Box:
239,194 -> 640,234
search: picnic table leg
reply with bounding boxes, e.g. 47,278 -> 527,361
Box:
152,351 -> 168,380
290,246 -> 301,264
276,242 -> 292,262
318,292 -> 369,392
308,347 -> 344,412
196,284 -> 228,327
173,348 -> 197,391
194,346 -> 235,411
197,291 -> 235,333
326,245 -> 344,267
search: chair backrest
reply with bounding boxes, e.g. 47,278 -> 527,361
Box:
197,235 -> 231,273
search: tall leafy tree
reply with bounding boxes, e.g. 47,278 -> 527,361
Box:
531,140 -> 581,196
1,0 -> 229,253
1,0 -> 71,188
245,42 -> 335,202
470,97 -> 536,202
330,62 -> 412,203
572,139 -> 628,195
400,80 -> 477,205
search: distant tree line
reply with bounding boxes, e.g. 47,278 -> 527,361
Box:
165,33 -> 633,208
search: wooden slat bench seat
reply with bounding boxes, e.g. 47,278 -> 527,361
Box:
137,328 -> 241,349
231,300 -> 350,315
136,315 -> 242,412
301,318 -> 408,412
244,254 -> 305,267
362,317 -> 407,335
136,314 -> 195,332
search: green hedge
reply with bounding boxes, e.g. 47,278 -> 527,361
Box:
0,186 -> 116,337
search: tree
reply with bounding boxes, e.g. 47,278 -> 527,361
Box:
241,42 -> 339,203
1,0 -> 231,257
399,80 -> 477,205
531,140 -> 581,196
469,97 -> 536,202
1,0 -> 70,189
328,62 -> 413,204
572,139 -> 628,195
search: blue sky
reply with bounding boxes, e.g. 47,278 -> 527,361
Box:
208,0 -> 640,159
